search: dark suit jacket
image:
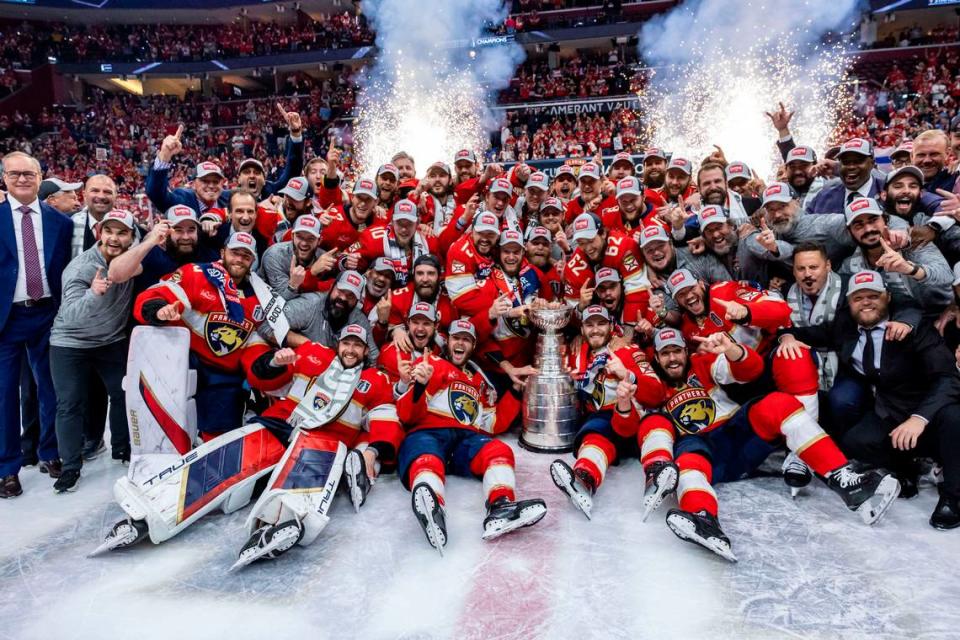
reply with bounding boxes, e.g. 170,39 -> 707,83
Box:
0,200 -> 74,328
807,175 -> 887,215
785,314 -> 960,424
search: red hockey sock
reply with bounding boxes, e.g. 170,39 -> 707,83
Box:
676,453 -> 717,516
574,433 -> 617,490
637,414 -> 675,471
409,454 -> 447,505
470,440 -> 517,504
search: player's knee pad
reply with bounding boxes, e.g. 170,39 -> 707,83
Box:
771,350 -> 819,397
245,430 -> 348,547
113,423 -> 285,544
748,392 -> 804,442
638,414 -> 675,466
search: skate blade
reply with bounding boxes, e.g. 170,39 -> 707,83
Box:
549,462 -> 592,520
790,486 -> 801,499
640,466 -> 678,522
666,513 -> 738,563
413,487 -> 446,557
858,475 -> 901,526
481,503 -> 548,541
87,522 -> 146,557
344,453 -> 363,514
228,528 -> 301,572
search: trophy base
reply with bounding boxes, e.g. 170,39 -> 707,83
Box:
518,432 -> 575,454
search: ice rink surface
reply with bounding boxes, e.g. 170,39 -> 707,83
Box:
3,435 -> 960,640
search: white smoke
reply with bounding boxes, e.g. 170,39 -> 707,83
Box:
638,0 -> 863,179
354,0 -> 525,174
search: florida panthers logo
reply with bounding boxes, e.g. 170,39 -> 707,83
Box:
313,392 -> 331,411
205,313 -> 253,356
665,385 -> 716,435
449,381 -> 480,426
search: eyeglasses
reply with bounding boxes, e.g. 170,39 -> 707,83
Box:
4,170 -> 39,181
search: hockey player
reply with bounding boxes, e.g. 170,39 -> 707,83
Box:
648,328 -> 899,561
550,305 -> 667,520
378,301 -> 443,385
381,255 -> 455,348
343,199 -> 439,287
394,319 -> 547,555
445,212 -> 501,316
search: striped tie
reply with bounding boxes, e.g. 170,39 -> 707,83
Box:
19,205 -> 44,300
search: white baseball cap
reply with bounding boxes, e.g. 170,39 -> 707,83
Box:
392,199 -> 418,223
489,178 -> 513,196
408,301 -> 437,322
279,177 -> 309,201
555,164 -> 576,178
786,146 -> 817,164
666,157 -> 692,175
847,270 -> 886,296
890,141 -> 913,160
571,213 -> 601,242
428,161 -> 451,176
473,212 -> 501,235
725,161 -> 751,183
525,172 -> 549,192
293,215 -> 322,237
226,231 -> 257,256
609,152 -> 635,172
667,268 -> 699,298
643,147 -> 667,161
195,162 -> 225,179
540,197 -> 563,213
762,182 -> 794,206
454,149 -> 476,164
526,225 -> 552,244
844,197 -> 884,226
372,257 -> 396,275
499,229 -> 524,247
98,209 -> 136,231
581,304 -> 610,322
838,138 -> 874,158
353,178 -> 378,199
639,224 -> 670,247
578,163 -> 602,181
377,164 -> 399,178
616,176 -> 643,198
338,323 -> 368,343
654,328 -> 686,351
885,165 -> 923,187
238,158 -> 265,174
165,204 -> 199,227
449,318 -> 476,340
697,205 -> 728,230
336,270 -> 366,298
595,267 -> 620,286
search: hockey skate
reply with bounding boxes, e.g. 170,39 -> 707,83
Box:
344,449 -> 371,513
549,459 -> 594,520
88,518 -> 150,557
665,509 -> 737,562
640,461 -> 679,522
481,496 -> 547,541
826,464 -> 900,525
229,519 -> 304,572
782,452 -> 813,499
412,482 -> 447,557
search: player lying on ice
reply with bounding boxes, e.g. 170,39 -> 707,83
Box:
395,318 -> 547,556
91,323 -> 404,571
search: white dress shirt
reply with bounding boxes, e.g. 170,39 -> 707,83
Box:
851,320 -> 886,376
844,180 -> 873,204
9,194 -> 51,302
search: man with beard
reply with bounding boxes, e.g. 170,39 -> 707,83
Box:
453,159 -> 505,206
638,225 -> 730,289
725,161 -> 753,197
550,164 -> 577,203
660,157 -> 698,207
807,138 -> 886,215
416,161 -> 458,235
782,146 -> 825,210
696,162 -> 758,224
446,212 -> 501,317
641,147 -> 668,209
109,205 -> 219,294
564,212 -> 649,311
692,205 -> 756,282
563,162 -> 604,225
600,176 -> 654,237
133,232 -> 271,438
344,199 -> 438,287
879,165 -> 960,261
607,152 -> 638,182
841,197 -> 952,313
912,129 -> 957,194
318,177 -> 379,251
581,267 -> 654,343
645,328 -> 899,562
362,257 -> 396,321
382,255 -> 456,350
396,319 -> 546,555
525,226 -> 562,301
392,151 -> 417,182
535,197 -> 571,265
375,163 -> 401,210
550,305 -> 667,521
260,214 -> 327,299
514,171 -> 549,228
48,210 -> 142,491
262,177 -> 312,245
71,175 -> 120,258
452,149 -> 480,198
146,126 -> 226,220
378,302 -> 443,385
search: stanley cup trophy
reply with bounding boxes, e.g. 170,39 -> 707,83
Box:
521,305 -> 580,453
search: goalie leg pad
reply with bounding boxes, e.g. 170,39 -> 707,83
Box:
244,430 -> 348,547
112,423 -> 285,544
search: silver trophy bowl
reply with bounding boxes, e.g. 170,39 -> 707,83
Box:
521,306 -> 580,453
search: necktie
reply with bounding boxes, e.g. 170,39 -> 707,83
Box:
19,206 -> 44,300
846,191 -> 858,205
861,327 -> 879,381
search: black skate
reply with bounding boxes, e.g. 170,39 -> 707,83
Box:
826,464 -> 900,525
412,482 -> 447,557
640,461 -> 679,522
344,449 -> 371,513
88,518 -> 150,557
481,496 -> 547,541
229,519 -> 304,571
782,451 -> 812,499
549,459 -> 594,520
666,509 -> 737,562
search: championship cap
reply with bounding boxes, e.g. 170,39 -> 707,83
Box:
578,162 -> 602,181
838,138 -> 874,158
762,182 -> 794,206
616,176 -> 643,198
195,162 -> 224,179
473,212 -> 501,235
499,229 -> 524,247
225,231 -> 257,255
414,254 -> 442,271
885,164 -> 923,187
428,161 -> 451,176
408,301 -> 437,322
555,164 -> 576,178
725,161 -> 751,183
489,177 -> 513,196
377,163 -> 399,178
525,172 -> 549,192
643,147 -> 667,161
654,328 -> 686,352
666,156 -> 692,175
526,225 -> 552,244
372,257 -> 396,275
454,149 -> 476,164
610,152 -> 635,171
279,177 -> 309,201
571,212 -> 601,242
336,270 -> 365,299
846,270 -> 887,296
238,158 -> 265,174
581,304 -> 610,322
38,177 -> 83,201
392,199 -> 418,223
165,204 -> 199,227
697,205 -> 728,230
449,318 -> 477,340
786,145 -> 817,164
97,209 -> 136,231
540,196 -> 563,212
890,141 -> 914,160
338,323 -> 368,344
844,197 -> 884,225
639,224 -> 670,248
667,268 -> 699,298
595,267 -> 620,287
353,177 -> 378,199
292,215 -> 322,237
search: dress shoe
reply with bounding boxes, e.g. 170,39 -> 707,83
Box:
930,495 -> 960,530
39,459 -> 63,479
54,469 -> 81,493
0,474 -> 23,498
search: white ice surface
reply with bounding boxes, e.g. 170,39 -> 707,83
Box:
2,434 -> 960,640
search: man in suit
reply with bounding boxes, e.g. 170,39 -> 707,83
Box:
0,151 -> 74,498
806,138 -> 887,215
778,270 -> 960,529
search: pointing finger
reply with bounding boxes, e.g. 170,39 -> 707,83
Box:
275,102 -> 288,118
174,124 -> 184,140
760,217 -> 770,231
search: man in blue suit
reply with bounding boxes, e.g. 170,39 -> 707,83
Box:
806,138 -> 887,215
0,152 -> 73,498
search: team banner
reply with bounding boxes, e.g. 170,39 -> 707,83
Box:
492,95 -> 640,117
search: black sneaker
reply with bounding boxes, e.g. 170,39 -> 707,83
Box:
54,469 -> 81,493
82,440 -> 106,461
826,464 -> 900,525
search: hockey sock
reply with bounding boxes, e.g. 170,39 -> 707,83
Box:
771,350 -> 821,422
574,433 -> 617,490
677,453 -> 718,516
638,414 -> 675,472
471,440 -> 516,504
409,454 -> 447,506
748,392 -> 846,476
